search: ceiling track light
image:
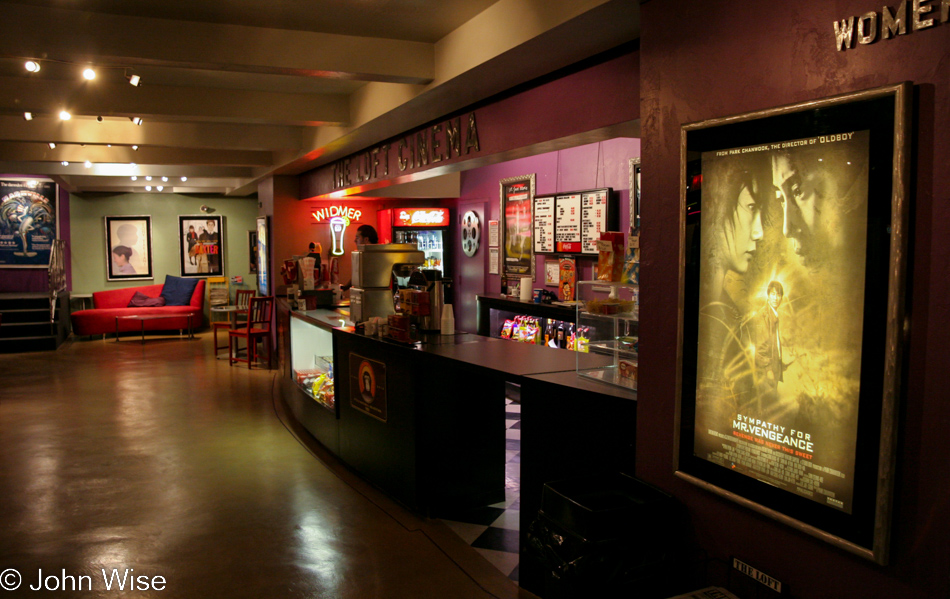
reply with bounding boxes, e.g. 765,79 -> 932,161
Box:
84,160 -> 92,168
145,185 -> 152,191
128,74 -> 141,86
25,60 -> 40,73
145,176 -> 152,181
48,142 -> 56,149
131,176 -> 137,181
161,176 -> 168,182
180,176 -> 188,182
156,186 -> 164,192
61,161 -> 69,166
59,110 -> 71,121
130,117 -> 143,125
82,67 -> 96,81
132,145 -> 139,151
24,112 -> 33,121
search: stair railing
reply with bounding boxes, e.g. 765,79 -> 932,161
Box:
48,239 -> 67,325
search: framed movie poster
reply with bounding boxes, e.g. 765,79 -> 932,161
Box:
0,179 -> 58,268
179,215 -> 224,278
105,215 -> 153,281
256,216 -> 269,295
676,82 -> 910,564
248,230 -> 259,274
350,354 -> 387,423
499,174 -> 535,279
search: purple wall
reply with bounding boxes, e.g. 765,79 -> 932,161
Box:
454,138 -> 640,329
300,50 -> 639,199
639,1 -> 949,597
0,184 -> 71,293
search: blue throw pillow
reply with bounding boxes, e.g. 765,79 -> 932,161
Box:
160,275 -> 199,306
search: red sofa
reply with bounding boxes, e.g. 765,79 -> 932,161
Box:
71,280 -> 205,336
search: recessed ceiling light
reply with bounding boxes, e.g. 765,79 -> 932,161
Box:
145,185 -> 152,191
83,68 -> 96,80
84,160 -> 92,168
131,176 -> 137,181
157,186 -> 164,192
48,142 -> 56,149
161,176 -> 168,182
25,61 -> 40,73
145,175 -> 152,181
23,112 -> 33,121
107,144 -> 111,148
61,161 -> 69,166
128,74 -> 141,86
181,176 -> 188,182
59,111 -> 71,121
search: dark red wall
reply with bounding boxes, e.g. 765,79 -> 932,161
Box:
638,1 -> 949,597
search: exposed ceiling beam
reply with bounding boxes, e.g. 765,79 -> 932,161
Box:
0,3 -> 434,84
0,142 -> 272,166
0,115 -> 302,151
0,76 -> 350,126
0,162 -> 255,178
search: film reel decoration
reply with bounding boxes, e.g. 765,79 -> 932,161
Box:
460,210 -> 480,257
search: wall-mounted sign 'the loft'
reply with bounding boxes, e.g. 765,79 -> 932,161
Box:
834,0 -> 949,50
331,112 -> 481,191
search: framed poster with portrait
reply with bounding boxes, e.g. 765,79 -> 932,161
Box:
499,174 -> 535,279
179,215 -> 224,278
256,216 -> 269,295
105,215 -> 153,281
675,83 -> 911,564
0,179 -> 58,268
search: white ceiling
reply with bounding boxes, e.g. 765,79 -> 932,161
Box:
0,0 -> 638,196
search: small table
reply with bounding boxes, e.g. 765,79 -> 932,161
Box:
211,304 -> 243,327
116,314 -> 195,344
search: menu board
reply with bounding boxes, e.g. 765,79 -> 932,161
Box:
581,190 -> 609,253
555,193 -> 582,253
532,187 -> 615,255
533,195 -> 555,253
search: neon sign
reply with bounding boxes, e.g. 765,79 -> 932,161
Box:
312,205 -> 362,224
329,217 -> 347,256
395,208 -> 449,227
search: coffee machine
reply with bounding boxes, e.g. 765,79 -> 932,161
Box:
407,269 -> 446,331
350,243 -> 424,323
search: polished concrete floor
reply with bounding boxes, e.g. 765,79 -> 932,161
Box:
0,332 -> 534,598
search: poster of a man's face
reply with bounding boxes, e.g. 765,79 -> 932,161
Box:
693,130 -> 871,515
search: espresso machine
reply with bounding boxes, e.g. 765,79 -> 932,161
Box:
350,243 -> 424,323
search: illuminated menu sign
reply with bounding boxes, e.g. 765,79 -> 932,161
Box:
533,188 -> 614,255
395,208 -> 450,227
581,190 -> 609,253
555,193 -> 582,253
533,195 -> 555,253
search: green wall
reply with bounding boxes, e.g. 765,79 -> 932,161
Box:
70,192 -> 259,299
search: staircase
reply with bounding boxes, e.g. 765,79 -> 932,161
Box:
0,292 -> 70,353
0,239 -> 70,354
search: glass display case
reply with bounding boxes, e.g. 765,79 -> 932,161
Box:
575,280 -> 639,390
290,311 -> 346,411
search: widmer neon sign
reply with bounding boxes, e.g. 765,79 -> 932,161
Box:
312,205 -> 362,223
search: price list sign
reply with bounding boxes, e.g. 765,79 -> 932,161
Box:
555,193 -> 582,253
533,195 -> 555,253
581,190 -> 609,253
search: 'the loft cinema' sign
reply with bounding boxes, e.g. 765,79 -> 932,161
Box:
331,112 -> 481,190
834,0 -> 949,50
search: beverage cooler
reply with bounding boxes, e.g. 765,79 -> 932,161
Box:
378,207 -> 453,303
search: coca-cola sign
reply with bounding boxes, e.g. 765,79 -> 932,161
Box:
395,208 -> 449,227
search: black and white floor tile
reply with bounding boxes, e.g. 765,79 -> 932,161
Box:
440,398 -> 522,582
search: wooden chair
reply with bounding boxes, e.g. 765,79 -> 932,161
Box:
213,288 -> 255,358
228,296 -> 274,369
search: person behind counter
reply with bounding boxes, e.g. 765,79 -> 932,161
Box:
342,225 -> 378,292
307,242 -> 323,282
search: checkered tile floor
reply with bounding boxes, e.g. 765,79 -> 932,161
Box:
439,398 -> 521,583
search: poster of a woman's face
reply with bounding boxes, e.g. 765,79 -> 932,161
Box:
105,216 -> 153,281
